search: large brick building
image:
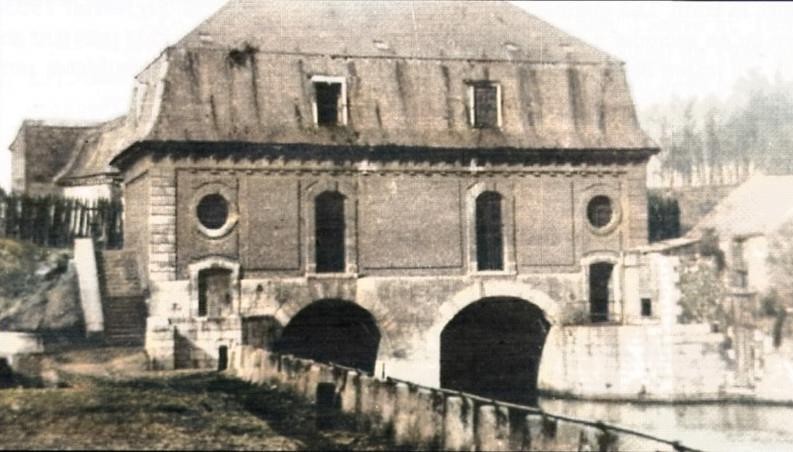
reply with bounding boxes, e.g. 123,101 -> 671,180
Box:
23,1 -> 691,402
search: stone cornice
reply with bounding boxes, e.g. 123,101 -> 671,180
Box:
114,141 -> 657,174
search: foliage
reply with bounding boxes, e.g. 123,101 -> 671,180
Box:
697,228 -> 725,271
643,72 -> 793,186
0,238 -> 47,299
647,192 -> 681,242
677,256 -> 727,325
767,219 -> 793,301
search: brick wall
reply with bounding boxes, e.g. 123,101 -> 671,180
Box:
160,156 -> 644,279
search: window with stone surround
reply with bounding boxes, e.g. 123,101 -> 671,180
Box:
587,195 -> 614,229
312,76 -> 347,127
476,191 -> 504,271
589,262 -> 614,323
196,193 -> 229,230
193,184 -> 238,239
198,267 -> 232,318
641,298 -> 652,317
315,191 -> 346,273
469,82 -> 501,129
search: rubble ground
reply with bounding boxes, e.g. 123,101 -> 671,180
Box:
0,347 -> 394,450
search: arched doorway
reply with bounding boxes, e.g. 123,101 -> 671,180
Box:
440,297 -> 550,405
275,299 -> 381,373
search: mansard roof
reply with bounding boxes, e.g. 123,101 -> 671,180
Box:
64,1 -> 655,174
178,0 -> 618,64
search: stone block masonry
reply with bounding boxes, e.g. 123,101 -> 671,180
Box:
228,345 -> 693,452
148,168 -> 177,283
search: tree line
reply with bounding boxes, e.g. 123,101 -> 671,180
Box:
643,72 -> 793,187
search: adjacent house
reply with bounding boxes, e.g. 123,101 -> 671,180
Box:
690,174 -> 793,294
9,119 -> 121,201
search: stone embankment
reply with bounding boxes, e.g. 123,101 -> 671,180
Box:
229,345 -> 695,451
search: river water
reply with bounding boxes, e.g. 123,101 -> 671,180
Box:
540,397 -> 793,451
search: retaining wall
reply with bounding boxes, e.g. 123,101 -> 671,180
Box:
228,345 -> 692,451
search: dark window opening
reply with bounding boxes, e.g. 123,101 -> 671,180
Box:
473,83 -> 499,129
218,346 -> 228,371
315,82 -> 342,126
275,299 -> 381,373
197,193 -> 229,230
589,262 -> 613,323
587,195 -> 613,229
198,268 -> 232,317
315,191 -> 346,273
441,297 -> 550,405
641,298 -> 652,317
476,191 -> 504,271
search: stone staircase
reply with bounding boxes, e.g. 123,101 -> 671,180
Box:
97,250 -> 146,346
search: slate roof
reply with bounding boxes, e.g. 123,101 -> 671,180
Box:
54,117 -> 125,184
690,175 -> 793,238
178,0 -> 618,64
9,121 -> 98,187
18,1 -> 659,180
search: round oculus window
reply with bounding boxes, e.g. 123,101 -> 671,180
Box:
587,195 -> 614,229
196,193 -> 229,230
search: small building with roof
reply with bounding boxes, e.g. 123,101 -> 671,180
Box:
690,174 -> 793,294
9,118 -> 121,201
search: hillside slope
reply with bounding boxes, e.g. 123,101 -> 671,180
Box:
0,239 -> 82,335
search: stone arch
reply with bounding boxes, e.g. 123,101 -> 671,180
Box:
274,298 -> 382,373
418,281 -> 559,389
440,297 -> 550,404
271,291 -> 396,363
430,281 -> 560,340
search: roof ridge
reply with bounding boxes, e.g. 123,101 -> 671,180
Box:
172,0 -> 618,64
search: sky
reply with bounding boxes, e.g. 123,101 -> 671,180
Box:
2,1 -> 793,191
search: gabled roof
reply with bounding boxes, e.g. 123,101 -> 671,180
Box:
690,175 -> 793,238
53,117 -> 126,184
178,0 -> 618,64
9,121 -> 98,186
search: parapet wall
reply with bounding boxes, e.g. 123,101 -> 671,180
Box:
228,345 -> 690,452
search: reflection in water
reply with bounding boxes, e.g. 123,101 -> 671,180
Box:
540,397 -> 793,452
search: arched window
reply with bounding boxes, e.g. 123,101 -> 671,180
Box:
476,191 -> 504,271
315,191 -> 346,273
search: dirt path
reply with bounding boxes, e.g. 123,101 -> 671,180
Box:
0,347 -> 393,450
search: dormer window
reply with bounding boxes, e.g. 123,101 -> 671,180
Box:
312,75 -> 347,127
468,82 -> 501,129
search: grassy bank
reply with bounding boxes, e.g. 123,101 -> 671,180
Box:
0,370 -> 393,450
